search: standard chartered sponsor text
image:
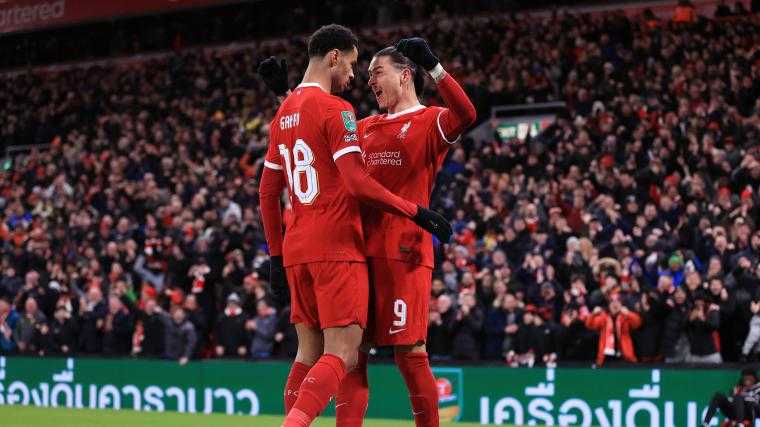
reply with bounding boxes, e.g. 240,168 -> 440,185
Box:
366,151 -> 402,167
0,0 -> 65,30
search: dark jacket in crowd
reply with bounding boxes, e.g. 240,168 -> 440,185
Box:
558,318 -> 597,361
162,314 -> 197,360
427,307 -> 456,359
13,312 -> 46,354
659,301 -> 690,358
78,301 -> 108,353
48,316 -> 79,354
483,307 -> 522,359
102,309 -> 135,355
274,307 -> 297,358
214,311 -> 248,356
140,312 -> 166,357
250,313 -> 277,357
688,308 -> 721,356
186,308 -> 208,358
633,303 -> 661,360
451,305 -> 484,361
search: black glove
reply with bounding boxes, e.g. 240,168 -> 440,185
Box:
412,206 -> 453,243
395,37 -> 439,71
257,56 -> 289,96
267,255 -> 290,308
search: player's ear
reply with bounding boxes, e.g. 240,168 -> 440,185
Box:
401,67 -> 412,85
329,49 -> 340,68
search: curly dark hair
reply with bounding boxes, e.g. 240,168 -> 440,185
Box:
307,24 -> 358,58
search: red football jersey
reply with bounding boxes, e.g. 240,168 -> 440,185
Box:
265,83 -> 365,266
359,105 -> 456,267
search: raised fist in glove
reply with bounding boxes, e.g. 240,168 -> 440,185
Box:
395,37 -> 439,71
412,206 -> 453,243
257,56 -> 289,96
267,255 -> 290,308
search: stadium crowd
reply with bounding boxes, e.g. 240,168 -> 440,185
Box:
0,5 -> 759,367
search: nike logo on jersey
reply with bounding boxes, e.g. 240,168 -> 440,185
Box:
388,327 -> 407,335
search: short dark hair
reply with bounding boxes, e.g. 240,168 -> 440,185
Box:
374,46 -> 426,97
307,24 -> 358,58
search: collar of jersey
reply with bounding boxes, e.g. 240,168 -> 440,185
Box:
296,82 -> 326,92
384,104 -> 425,120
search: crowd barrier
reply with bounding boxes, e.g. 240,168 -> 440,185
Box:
0,356 -> 746,426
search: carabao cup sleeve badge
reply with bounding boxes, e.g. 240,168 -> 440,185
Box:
341,111 -> 357,132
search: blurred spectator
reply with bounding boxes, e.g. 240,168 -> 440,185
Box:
742,300 -> 760,361
214,293 -> 248,358
14,297 -> 46,355
133,298 -> 165,358
78,287 -> 108,354
483,293 -> 522,360
163,306 -> 197,365
451,293 -> 484,361
102,294 -> 135,355
662,287 -> 692,363
183,295 -> 208,358
427,294 -> 456,361
273,305 -> 297,358
46,304 -> 79,355
673,0 -> 698,23
512,305 -> 559,367
585,296 -> 642,366
687,292 -> 722,364
247,299 -> 276,359
0,296 -> 19,353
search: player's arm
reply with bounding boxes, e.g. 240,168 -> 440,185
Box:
334,153 -> 415,218
259,166 -> 285,257
396,37 -> 476,142
334,153 -> 452,242
258,138 -> 289,307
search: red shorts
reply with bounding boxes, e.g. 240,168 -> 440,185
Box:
367,257 -> 432,346
286,261 -> 369,330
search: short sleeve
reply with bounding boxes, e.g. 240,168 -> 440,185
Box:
264,124 -> 283,171
324,100 -> 362,162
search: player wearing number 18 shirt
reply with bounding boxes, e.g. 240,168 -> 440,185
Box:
258,25 -> 452,427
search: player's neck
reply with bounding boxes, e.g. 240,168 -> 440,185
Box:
388,93 -> 420,115
301,61 -> 332,94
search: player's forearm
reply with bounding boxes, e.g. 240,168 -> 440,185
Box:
258,168 -> 285,256
336,154 -> 417,218
437,73 -> 476,139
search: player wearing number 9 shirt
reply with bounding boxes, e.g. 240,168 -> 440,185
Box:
344,41 -> 476,427
257,25 -> 452,427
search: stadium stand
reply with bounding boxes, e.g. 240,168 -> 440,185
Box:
0,0 -> 758,368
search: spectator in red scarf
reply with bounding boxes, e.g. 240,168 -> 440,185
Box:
585,295 -> 642,366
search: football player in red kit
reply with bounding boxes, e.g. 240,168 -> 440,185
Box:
335,39 -> 476,427
258,26 -> 452,427
258,36 -> 473,426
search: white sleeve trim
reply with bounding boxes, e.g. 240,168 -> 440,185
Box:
437,110 -> 461,145
264,160 -> 283,170
332,145 -> 362,161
